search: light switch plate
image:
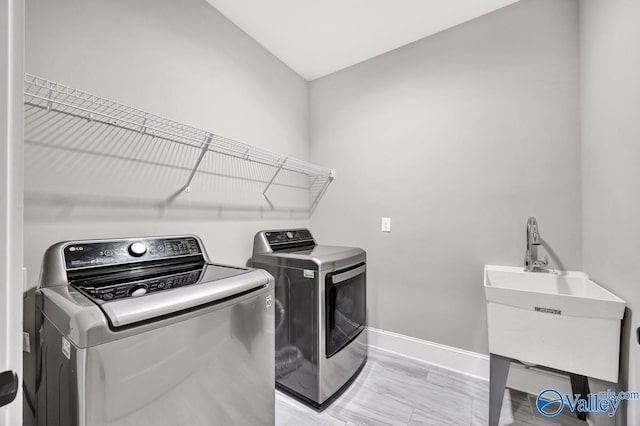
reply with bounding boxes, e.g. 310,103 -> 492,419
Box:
381,217 -> 391,232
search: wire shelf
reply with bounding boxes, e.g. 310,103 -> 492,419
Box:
23,74 -> 334,215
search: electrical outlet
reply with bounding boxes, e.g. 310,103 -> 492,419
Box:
381,217 -> 391,232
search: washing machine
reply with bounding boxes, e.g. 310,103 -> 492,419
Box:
35,235 -> 275,426
251,229 -> 366,409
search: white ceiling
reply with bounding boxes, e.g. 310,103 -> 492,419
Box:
205,0 -> 521,80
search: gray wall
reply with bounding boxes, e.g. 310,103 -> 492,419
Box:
580,0 -> 640,424
309,0 -> 581,353
23,0 -> 309,423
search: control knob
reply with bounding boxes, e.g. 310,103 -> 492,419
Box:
286,231 -> 294,239
129,242 -> 147,257
128,285 -> 147,297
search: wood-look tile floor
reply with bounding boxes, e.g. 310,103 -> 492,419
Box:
276,347 -> 586,426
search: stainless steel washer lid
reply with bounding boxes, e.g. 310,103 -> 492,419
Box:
38,266 -> 273,348
100,266 -> 269,327
37,235 -> 275,347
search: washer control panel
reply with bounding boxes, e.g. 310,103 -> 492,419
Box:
64,237 -> 202,269
76,268 -> 203,302
265,229 -> 314,246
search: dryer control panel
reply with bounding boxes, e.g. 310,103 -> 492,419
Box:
265,229 -> 313,246
64,237 -> 202,270
253,229 -> 316,255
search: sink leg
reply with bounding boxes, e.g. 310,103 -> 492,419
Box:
489,353 -> 510,426
569,373 -> 589,421
587,377 -> 618,426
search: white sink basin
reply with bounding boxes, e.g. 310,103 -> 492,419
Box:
484,265 -> 625,382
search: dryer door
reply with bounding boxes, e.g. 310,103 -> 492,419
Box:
325,263 -> 366,358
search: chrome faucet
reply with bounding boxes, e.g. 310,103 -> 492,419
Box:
525,217 -> 549,272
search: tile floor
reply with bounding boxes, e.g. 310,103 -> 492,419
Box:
275,347 -> 586,426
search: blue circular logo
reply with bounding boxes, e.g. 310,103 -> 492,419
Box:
536,389 -> 564,417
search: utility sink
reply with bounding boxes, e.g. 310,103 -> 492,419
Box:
484,265 -> 626,382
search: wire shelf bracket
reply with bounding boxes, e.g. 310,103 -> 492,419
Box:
310,168 -> 335,215
166,133 -> 213,204
262,157 -> 287,210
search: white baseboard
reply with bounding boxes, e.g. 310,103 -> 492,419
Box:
366,327 -> 572,396
367,327 -> 490,380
